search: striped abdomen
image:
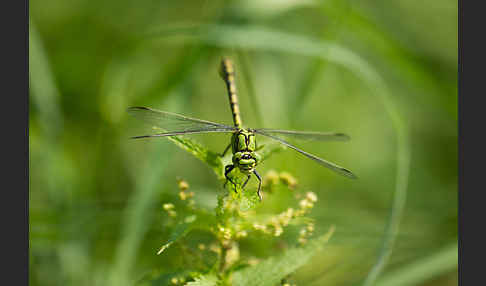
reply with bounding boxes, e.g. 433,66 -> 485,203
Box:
219,58 -> 242,128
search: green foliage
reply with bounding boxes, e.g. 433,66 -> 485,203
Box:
30,1 -> 457,285
167,136 -> 224,180
137,133 -> 329,285
375,243 -> 458,286
136,271 -> 189,286
232,227 -> 335,286
156,214 -> 204,255
184,275 -> 218,286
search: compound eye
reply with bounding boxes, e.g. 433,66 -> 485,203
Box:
247,135 -> 256,150
237,134 -> 247,150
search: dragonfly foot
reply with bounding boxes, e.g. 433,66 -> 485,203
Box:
242,175 -> 251,189
224,164 -> 238,194
254,170 -> 262,201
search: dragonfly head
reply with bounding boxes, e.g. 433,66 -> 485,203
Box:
233,151 -> 258,173
231,129 -> 261,173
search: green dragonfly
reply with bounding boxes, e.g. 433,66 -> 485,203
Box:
128,58 -> 356,200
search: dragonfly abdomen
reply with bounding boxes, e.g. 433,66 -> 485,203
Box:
220,58 -> 242,128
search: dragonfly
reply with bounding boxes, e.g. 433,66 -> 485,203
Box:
128,58 -> 356,200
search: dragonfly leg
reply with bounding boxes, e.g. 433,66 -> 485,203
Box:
242,174 -> 251,189
224,164 -> 237,192
220,143 -> 232,157
253,170 -> 262,201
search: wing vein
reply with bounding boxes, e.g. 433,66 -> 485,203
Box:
253,128 -> 350,141
127,106 -> 237,138
131,129 -> 236,139
254,130 -> 357,179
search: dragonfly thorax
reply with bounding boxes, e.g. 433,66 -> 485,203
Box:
232,129 -> 256,152
231,129 -> 261,173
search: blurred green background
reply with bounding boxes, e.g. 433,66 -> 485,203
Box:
29,0 -> 457,285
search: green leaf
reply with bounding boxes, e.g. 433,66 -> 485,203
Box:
232,226 -> 335,286
223,167 -> 260,211
184,274 -> 219,286
237,188 -> 260,212
157,221 -> 192,255
157,213 -> 216,255
168,136 -> 224,180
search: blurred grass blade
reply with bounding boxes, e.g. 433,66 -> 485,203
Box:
291,0 -> 348,122
147,24 -> 382,86
29,19 -> 63,135
237,0 -> 317,18
375,243 -> 458,286
29,19 -> 69,201
141,46 -> 209,102
362,129 -> 410,286
332,4 -> 457,119
232,226 -> 335,286
108,144 -> 170,286
291,59 -> 326,123
236,51 -> 264,127
147,24 -> 411,284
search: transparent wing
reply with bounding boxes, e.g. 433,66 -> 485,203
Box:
254,130 -> 357,179
127,106 -> 237,139
253,128 -> 350,141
